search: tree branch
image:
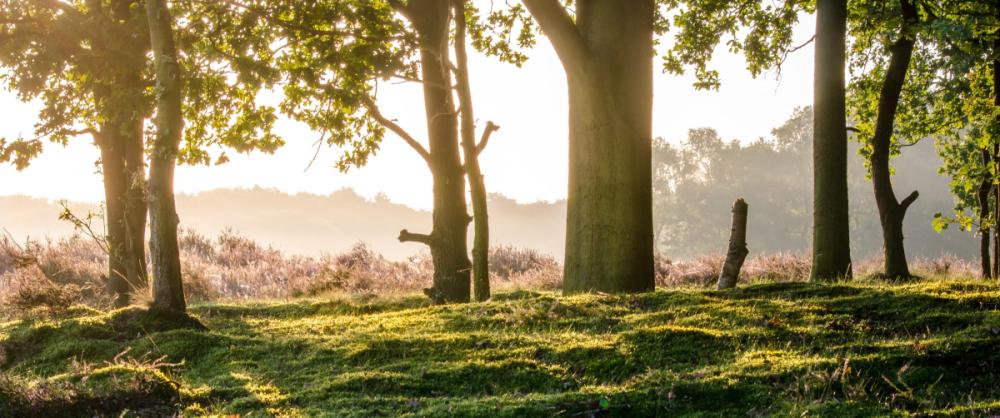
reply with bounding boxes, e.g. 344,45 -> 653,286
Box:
521,0 -> 589,72
900,190 -> 919,211
398,229 -> 435,246
476,121 -> 500,156
361,97 -> 432,165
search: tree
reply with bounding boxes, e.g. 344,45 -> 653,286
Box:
915,0 -> 999,278
520,0 -> 655,294
214,0 -> 506,303
0,0 -> 281,306
811,0 -> 853,281
506,0 -> 806,293
846,0 -> 925,279
146,0 -> 186,312
454,0 -> 499,302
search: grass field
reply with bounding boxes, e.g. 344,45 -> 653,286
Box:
2,278 -> 1000,417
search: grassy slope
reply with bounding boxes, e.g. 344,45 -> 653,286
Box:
2,279 -> 1000,417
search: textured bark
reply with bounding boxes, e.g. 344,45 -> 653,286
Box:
993,48 -> 1000,279
810,0 -> 853,281
453,0 -> 494,302
869,0 -> 919,280
91,0 -> 148,307
146,0 -> 186,313
978,148 -> 992,279
524,0 -> 655,294
992,47 -> 1000,279
396,0 -> 472,303
717,199 -> 749,290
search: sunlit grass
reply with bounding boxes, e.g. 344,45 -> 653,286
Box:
2,277 -> 1000,416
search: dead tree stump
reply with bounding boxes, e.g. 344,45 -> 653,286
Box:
717,198 -> 749,290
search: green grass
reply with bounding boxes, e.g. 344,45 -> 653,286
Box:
3,278 -> 1000,417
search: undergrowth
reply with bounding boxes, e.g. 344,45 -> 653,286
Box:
2,278 -> 999,416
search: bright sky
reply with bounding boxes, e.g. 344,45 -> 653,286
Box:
0,12 -> 816,211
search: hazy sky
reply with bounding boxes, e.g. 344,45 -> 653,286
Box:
0,10 -> 816,211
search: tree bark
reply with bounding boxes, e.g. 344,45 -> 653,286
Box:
524,0 -> 655,294
994,143 -> 999,280
978,148 -> 992,279
453,0 -> 494,302
146,0 -> 186,313
90,0 -> 148,307
717,199 -> 749,290
396,0 -> 472,304
869,0 -> 919,280
810,0 -> 853,281
992,44 -> 1000,279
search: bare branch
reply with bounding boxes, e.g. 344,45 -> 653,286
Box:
900,190 -> 919,211
361,97 -> 432,165
398,229 -> 435,246
475,121 -> 500,156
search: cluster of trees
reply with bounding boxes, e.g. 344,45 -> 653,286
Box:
652,108 -> 971,260
0,0 -> 997,314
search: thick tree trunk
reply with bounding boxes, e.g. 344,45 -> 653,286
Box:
810,0 -> 853,281
96,89 -> 147,308
401,0 -> 472,304
146,0 -> 186,313
870,0 -> 919,280
524,0 -> 655,294
453,0 -> 492,302
90,0 -> 147,308
978,148 -> 992,279
717,199 -> 749,290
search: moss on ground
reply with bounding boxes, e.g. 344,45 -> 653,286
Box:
2,279 -> 1000,416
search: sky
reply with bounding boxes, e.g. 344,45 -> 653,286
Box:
0,10 -> 817,211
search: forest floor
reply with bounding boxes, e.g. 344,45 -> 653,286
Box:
2,278 -> 1000,417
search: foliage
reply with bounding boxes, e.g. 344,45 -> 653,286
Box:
0,0 -> 283,168
3,278 -> 1000,415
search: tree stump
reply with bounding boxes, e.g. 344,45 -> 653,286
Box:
717,199 -> 749,290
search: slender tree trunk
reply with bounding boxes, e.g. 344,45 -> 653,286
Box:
978,148 -> 992,279
870,0 -> 919,280
453,0 -> 493,302
810,0 -> 853,281
994,144 -> 1000,280
146,0 -> 186,313
992,48 -> 1000,279
398,0 -> 472,303
717,199 -> 749,290
524,0 -> 655,294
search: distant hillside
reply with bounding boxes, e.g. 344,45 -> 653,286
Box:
0,189 -> 567,260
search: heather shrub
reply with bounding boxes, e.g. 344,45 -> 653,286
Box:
0,228 -> 986,312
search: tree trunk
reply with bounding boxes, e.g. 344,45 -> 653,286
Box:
95,85 -> 147,309
717,199 -> 749,290
89,0 -> 148,308
524,0 -> 655,294
810,0 -> 853,281
992,47 -> 999,279
978,148 -> 992,279
146,0 -> 186,313
400,0 -> 472,304
870,0 -> 919,280
453,0 -> 493,302
994,144 -> 999,280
